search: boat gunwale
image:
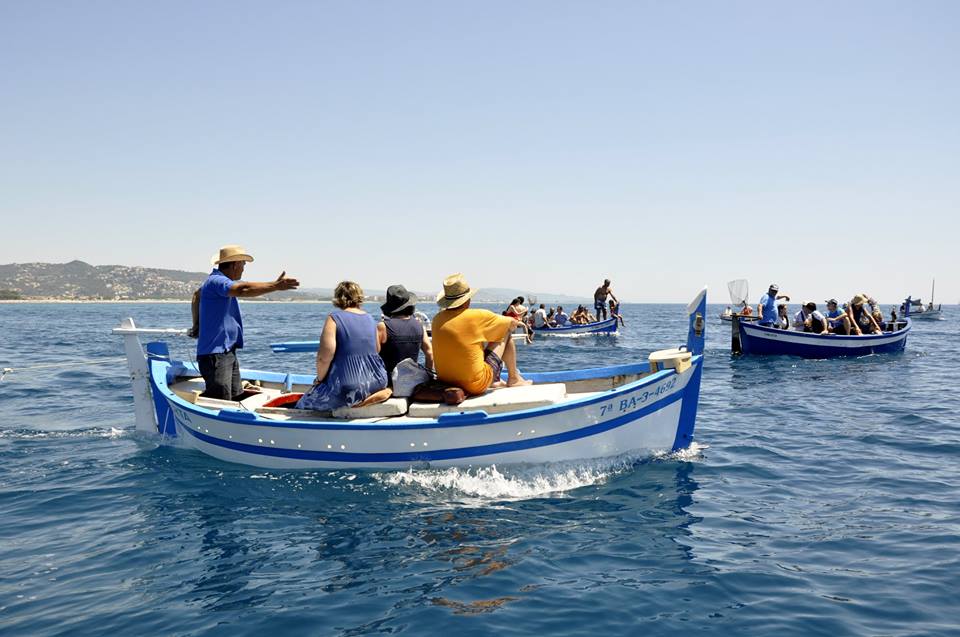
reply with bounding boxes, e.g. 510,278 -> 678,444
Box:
149,356 -> 699,432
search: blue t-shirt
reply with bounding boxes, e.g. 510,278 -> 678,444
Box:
197,269 -> 243,355
758,293 -> 777,325
825,308 -> 844,326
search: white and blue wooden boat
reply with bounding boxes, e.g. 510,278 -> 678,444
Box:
113,289 -> 707,470
733,316 -> 911,358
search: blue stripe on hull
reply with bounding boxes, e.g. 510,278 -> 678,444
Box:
177,389 -> 685,464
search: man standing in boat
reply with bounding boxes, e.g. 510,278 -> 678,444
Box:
757,283 -> 790,327
593,279 -> 618,321
197,245 -> 300,400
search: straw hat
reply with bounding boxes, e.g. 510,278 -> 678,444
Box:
851,293 -> 867,305
211,244 -> 254,266
436,273 -> 478,309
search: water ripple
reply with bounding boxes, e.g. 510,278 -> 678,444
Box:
1,303 -> 959,635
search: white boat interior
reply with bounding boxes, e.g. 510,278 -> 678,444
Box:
165,352 -> 686,424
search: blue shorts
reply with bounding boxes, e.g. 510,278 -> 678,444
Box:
594,300 -> 605,313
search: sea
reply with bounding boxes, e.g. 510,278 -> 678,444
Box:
1,301 -> 958,636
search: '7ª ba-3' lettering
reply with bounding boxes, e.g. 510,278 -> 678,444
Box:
597,377 -> 678,417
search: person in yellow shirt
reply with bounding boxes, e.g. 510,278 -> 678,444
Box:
431,273 -> 532,395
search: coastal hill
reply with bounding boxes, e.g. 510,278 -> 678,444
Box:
0,261 -> 588,303
0,260 -> 207,300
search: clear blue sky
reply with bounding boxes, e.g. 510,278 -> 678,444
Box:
2,1 -> 957,303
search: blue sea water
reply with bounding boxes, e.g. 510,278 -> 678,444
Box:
1,301 -> 959,636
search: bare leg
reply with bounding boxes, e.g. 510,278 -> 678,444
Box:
488,333 -> 531,388
356,387 -> 392,407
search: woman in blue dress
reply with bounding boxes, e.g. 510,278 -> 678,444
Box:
296,281 -> 390,411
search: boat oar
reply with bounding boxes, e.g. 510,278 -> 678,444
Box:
0,356 -> 127,382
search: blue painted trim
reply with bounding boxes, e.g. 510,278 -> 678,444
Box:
179,389 -> 685,463
671,360 -> 701,451
686,289 -> 707,355
145,342 -> 177,437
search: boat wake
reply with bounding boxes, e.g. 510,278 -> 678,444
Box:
376,445 -> 705,502
545,331 -> 620,340
0,426 -> 127,440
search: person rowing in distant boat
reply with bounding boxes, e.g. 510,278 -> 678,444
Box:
197,245 -> 299,400
609,299 -> 625,326
792,302 -> 810,331
532,304 -> 552,329
824,298 -> 852,335
575,305 -> 596,324
554,306 -> 569,326
801,302 -> 829,334
848,294 -> 882,335
773,302 -> 790,329
757,283 -> 790,327
593,279 -> 618,321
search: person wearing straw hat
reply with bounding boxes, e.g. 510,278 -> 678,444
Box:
846,293 -> 882,335
197,245 -> 299,400
431,273 -> 531,396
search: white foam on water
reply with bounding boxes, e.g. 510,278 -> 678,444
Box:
376,453 -> 647,502
652,440 -> 708,462
542,331 -> 621,340
0,426 -> 130,440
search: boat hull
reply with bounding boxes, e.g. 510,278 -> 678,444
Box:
150,358 -> 701,470
737,320 -> 911,357
531,317 -> 619,335
907,310 -> 942,320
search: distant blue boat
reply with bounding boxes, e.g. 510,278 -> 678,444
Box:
531,317 -> 618,335
271,316 -> 619,352
736,318 -> 911,358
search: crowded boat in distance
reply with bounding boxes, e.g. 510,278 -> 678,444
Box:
730,283 -> 912,357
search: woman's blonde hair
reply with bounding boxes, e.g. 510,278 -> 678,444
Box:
333,281 -> 364,309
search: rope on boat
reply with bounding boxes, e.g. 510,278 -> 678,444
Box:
0,356 -> 128,382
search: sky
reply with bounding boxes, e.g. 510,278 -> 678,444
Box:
1,1 -> 957,304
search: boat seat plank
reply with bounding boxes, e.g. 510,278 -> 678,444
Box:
408,383 -> 567,418
333,398 -> 409,419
